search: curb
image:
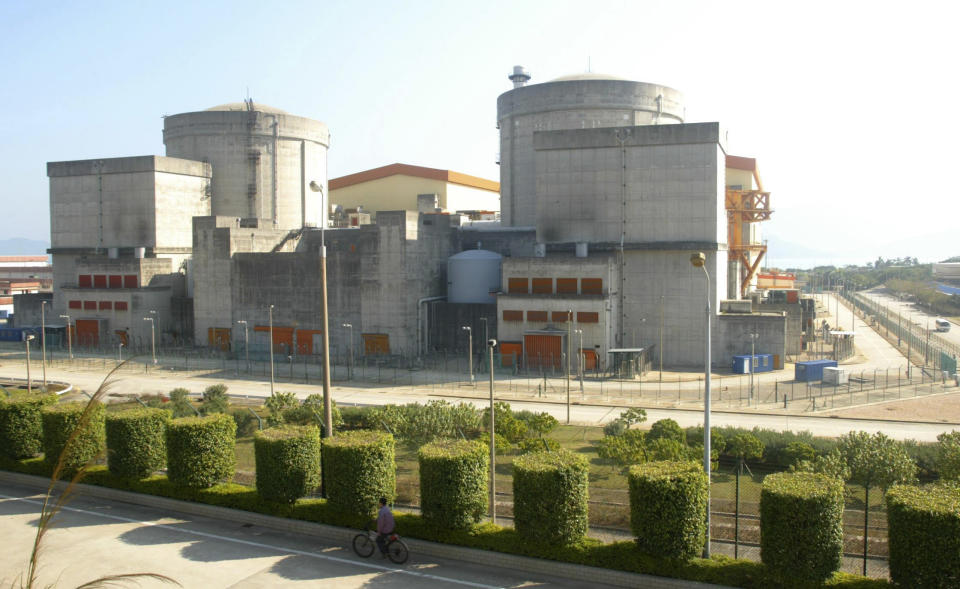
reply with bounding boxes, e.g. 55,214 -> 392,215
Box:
0,470 -> 727,589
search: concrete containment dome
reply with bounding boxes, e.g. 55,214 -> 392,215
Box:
163,102 -> 330,230
496,70 -> 684,227
447,249 -> 502,304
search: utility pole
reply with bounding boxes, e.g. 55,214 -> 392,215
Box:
488,338 -> 497,524
566,309 -> 572,424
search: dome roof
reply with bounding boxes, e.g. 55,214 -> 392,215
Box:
549,73 -> 627,82
205,102 -> 288,114
449,249 -> 502,260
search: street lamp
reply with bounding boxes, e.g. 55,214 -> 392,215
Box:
690,251 -> 712,558
748,333 -> 759,403
487,338 -> 497,524
574,329 -> 584,394
150,309 -> 158,354
143,316 -> 156,365
342,323 -> 353,380
59,314 -> 73,360
118,342 -> 124,363
40,300 -> 47,390
269,305 -> 275,396
566,309 -> 572,424
309,180 -> 334,438
462,326 -> 473,383
25,334 -> 35,393
237,320 -> 249,373
479,316 -> 488,371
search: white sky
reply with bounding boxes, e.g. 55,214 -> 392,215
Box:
1,0 -> 957,264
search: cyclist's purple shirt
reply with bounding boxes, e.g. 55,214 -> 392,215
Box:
377,505 -> 395,534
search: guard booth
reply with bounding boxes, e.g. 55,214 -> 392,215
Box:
608,347 -> 653,379
732,354 -> 774,374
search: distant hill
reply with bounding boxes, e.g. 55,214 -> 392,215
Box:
0,238 -> 49,256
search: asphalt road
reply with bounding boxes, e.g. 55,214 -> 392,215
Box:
0,481 -> 615,589
858,287 -> 960,350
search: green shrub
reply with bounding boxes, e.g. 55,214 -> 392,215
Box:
41,401 -> 106,477
166,413 -> 236,488
597,429 -> 646,466
169,387 -> 197,418
265,391 -> 298,426
780,441 -> 816,469
0,392 -> 57,458
517,437 -> 560,454
628,461 -> 707,560
105,407 -> 168,478
647,419 -> 685,444
886,483 -> 960,588
201,384 -> 229,414
760,472 -> 844,583
418,439 -> 488,530
323,430 -> 395,521
231,407 -> 261,437
254,425 -> 321,503
513,449 -> 589,545
603,419 -> 628,437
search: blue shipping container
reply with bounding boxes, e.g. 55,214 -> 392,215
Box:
795,359 -> 838,382
732,354 -> 775,374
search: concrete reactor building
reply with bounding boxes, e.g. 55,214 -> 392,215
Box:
38,66 -> 791,374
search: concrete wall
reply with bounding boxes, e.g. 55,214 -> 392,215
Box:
497,77 -> 684,227
459,226 -> 537,258
330,175 -> 499,219
12,292 -> 52,327
164,107 -> 329,230
758,302 -> 804,355
425,302 -> 498,354
717,313 -> 787,369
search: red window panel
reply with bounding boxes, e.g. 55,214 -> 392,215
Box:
507,278 -> 528,294
502,310 -> 523,322
114,301 -> 128,311
93,275 -> 107,288
556,278 -> 578,294
531,278 -> 552,294
577,312 -> 600,323
123,275 -> 138,288
581,278 -> 603,295
527,310 -> 548,322
108,275 -> 122,289
78,275 -> 92,288
99,301 -> 112,310
68,300 -> 81,309
551,311 -> 572,323
83,301 -> 96,310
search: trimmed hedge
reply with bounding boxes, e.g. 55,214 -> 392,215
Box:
419,439 -> 488,530
166,413 -> 236,489
760,472 -> 844,583
323,430 -> 395,521
886,483 -> 960,588
41,401 -> 106,478
105,408 -> 169,479
628,461 -> 707,560
254,425 -> 321,503
0,393 -> 57,459
513,449 -> 589,545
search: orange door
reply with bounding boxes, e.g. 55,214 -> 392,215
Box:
296,329 -> 323,355
363,333 -> 390,355
76,319 -> 99,347
524,334 -> 562,371
208,328 -> 231,351
581,349 -> 597,371
500,342 -> 522,368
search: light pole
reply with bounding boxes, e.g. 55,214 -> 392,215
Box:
118,342 -> 124,363
269,305 -> 275,396
309,180 -> 334,438
462,326 -> 473,383
143,316 -> 156,365
690,252 -> 712,558
660,295 -> 664,386
237,320 -> 249,373
25,334 -> 35,393
575,329 -> 584,394
40,301 -> 47,390
342,323 -> 353,380
59,314 -> 72,360
150,309 -> 158,355
748,333 -> 759,403
566,309 -> 572,424
479,316 -> 488,371
487,338 -> 497,524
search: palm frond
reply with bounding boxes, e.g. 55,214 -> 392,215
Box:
73,572 -> 182,588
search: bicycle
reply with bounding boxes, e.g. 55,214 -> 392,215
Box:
352,523 -> 409,564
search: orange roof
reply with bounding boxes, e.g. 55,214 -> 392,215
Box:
329,163 -> 499,192
0,256 -> 48,263
726,155 -> 763,191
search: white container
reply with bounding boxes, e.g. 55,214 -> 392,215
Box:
823,367 -> 848,385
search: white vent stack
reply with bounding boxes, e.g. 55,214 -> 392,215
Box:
509,65 -> 531,88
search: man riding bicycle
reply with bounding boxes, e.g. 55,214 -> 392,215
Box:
375,497 -> 395,557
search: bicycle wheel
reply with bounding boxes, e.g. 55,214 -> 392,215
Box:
386,538 -> 409,564
352,533 -> 375,558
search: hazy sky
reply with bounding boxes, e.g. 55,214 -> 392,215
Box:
2,0 -> 956,265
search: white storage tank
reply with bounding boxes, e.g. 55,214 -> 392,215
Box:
447,250 -> 502,304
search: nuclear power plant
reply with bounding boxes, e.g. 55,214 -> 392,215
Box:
37,67 -> 802,372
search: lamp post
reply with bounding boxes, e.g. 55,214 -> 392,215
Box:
269,305 -> 275,396
150,309 -> 158,356
575,329 -> 584,394
462,326 -> 473,383
342,323 -> 353,380
479,316 -> 488,371
566,309 -> 572,424
690,252 -> 712,558
487,338 -> 497,524
237,320 -> 249,373
309,180 -> 333,438
59,314 -> 72,360
25,334 -> 35,393
118,342 -> 124,363
748,333 -> 759,404
40,301 -> 47,390
143,316 -> 156,365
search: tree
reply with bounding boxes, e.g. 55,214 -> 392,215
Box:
527,412 -> 558,439
169,387 -> 196,418
647,419 -> 684,444
781,441 -> 816,469
201,384 -> 229,415
817,431 -> 916,575
264,391 -> 297,427
620,408 -> 647,427
596,429 -> 646,466
936,431 -> 960,481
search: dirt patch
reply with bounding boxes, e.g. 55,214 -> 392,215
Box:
821,390 -> 960,423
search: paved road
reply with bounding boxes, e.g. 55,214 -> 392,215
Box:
0,481 -> 615,589
814,292 -> 911,370
859,287 -> 960,350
